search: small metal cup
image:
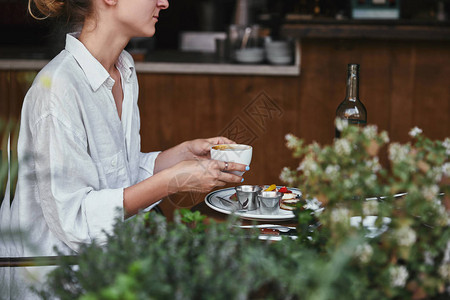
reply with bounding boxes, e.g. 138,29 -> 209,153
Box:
258,191 -> 283,215
235,185 -> 262,211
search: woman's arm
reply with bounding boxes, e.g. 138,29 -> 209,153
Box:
124,159 -> 246,218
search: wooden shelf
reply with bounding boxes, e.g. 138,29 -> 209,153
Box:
282,20 -> 450,41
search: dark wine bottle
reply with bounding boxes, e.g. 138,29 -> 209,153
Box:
335,64 -> 367,138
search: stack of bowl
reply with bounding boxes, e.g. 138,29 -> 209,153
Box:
265,39 -> 293,65
235,48 -> 265,64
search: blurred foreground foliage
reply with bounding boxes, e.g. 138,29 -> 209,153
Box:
39,212 -> 369,300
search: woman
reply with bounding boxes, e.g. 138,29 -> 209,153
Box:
7,0 -> 247,297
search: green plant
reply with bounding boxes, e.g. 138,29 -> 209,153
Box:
178,208 -> 207,233
281,120 -> 450,299
39,211 -> 367,300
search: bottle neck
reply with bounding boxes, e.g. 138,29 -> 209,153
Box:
346,65 -> 359,102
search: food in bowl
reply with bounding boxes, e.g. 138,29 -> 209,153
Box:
211,144 -> 249,151
212,144 -> 233,150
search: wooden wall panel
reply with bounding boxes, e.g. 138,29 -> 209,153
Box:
390,42 -> 416,142
137,39 -> 450,218
411,42 -> 450,141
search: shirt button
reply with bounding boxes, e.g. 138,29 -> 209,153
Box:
111,158 -> 117,167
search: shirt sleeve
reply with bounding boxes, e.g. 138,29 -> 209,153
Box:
138,151 -> 161,181
32,114 -> 124,251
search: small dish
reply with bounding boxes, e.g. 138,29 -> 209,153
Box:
205,186 -> 301,221
257,191 -> 283,215
267,55 -> 292,65
235,48 -> 265,64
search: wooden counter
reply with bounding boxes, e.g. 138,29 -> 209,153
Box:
0,58 -> 300,76
0,41 -> 301,76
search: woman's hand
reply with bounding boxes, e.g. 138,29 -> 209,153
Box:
185,136 -> 235,159
125,140 -> 246,218
167,159 -> 246,194
154,136 -> 235,174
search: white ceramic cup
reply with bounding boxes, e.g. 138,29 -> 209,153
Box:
210,144 -> 252,176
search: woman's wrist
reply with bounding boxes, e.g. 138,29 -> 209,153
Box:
154,141 -> 193,173
179,140 -> 197,160
123,170 -> 173,218
178,141 -> 191,159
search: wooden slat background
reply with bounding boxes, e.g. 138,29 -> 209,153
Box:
1,39 -> 449,218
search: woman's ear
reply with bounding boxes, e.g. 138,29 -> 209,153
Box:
103,0 -> 117,6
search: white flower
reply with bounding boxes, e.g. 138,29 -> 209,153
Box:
334,139 -> 352,156
363,200 -> 379,215
343,179 -> 353,189
325,164 -> 340,180
335,118 -> 348,132
331,208 -> 350,224
279,167 -> 295,185
435,205 -> 450,227
366,157 -> 381,173
363,125 -> 378,139
380,131 -> 390,143
364,174 -> 377,188
393,226 -> 417,247
390,265 -> 409,288
409,126 -> 423,138
443,163 -> 450,177
430,166 -> 443,182
438,263 -> 450,281
355,243 -> 373,264
389,143 -> 410,162
443,138 -> 450,156
424,251 -> 434,266
363,125 -> 378,140
422,185 -> 440,201
285,133 -> 298,149
298,155 -> 318,176
304,198 -> 322,211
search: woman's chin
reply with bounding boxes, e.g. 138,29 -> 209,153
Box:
133,28 -> 156,39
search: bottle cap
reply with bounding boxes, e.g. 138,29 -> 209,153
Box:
348,64 -> 360,73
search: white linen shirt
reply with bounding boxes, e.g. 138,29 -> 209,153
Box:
10,33 -> 160,259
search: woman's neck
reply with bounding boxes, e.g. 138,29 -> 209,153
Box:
78,19 -> 129,74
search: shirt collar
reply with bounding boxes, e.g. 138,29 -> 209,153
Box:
65,33 -> 134,91
116,52 -> 135,82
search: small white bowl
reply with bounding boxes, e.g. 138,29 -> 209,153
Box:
265,48 -> 292,56
265,41 -> 291,50
210,144 -> 252,175
267,55 -> 292,65
235,48 -> 265,64
265,40 -> 290,48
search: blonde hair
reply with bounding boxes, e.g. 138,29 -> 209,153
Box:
28,0 -> 92,24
